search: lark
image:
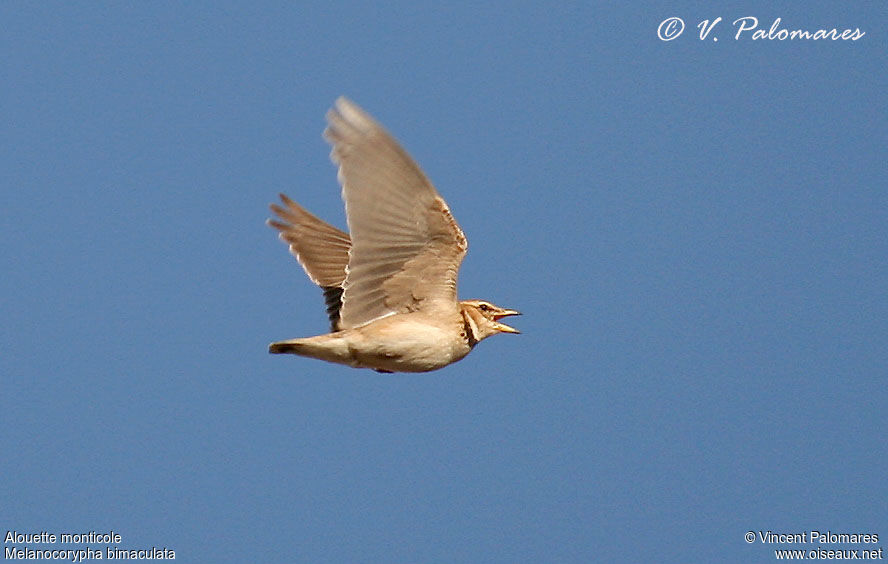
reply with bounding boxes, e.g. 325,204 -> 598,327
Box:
267,97 -> 520,373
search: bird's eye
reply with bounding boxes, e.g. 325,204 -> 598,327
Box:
479,304 -> 490,312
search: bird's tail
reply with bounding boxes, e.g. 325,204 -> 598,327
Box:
268,339 -> 306,354
268,334 -> 350,365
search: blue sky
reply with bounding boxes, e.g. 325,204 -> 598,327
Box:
2,2 -> 885,562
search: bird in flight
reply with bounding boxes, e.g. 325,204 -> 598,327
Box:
268,97 -> 520,373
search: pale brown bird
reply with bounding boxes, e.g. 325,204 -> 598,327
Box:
267,97 -> 520,373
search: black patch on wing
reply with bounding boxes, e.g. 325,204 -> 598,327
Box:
322,285 -> 344,331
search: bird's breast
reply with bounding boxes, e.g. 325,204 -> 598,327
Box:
349,314 -> 472,372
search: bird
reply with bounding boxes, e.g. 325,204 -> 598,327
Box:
267,97 -> 520,373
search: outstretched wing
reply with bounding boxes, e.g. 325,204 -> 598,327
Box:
324,97 -> 467,329
268,193 -> 351,330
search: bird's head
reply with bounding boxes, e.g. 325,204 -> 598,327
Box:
459,300 -> 521,342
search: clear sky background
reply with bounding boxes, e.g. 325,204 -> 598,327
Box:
2,2 -> 885,563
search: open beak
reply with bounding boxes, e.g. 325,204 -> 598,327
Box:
494,309 -> 521,334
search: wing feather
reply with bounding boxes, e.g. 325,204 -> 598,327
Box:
324,97 -> 467,329
268,193 -> 351,329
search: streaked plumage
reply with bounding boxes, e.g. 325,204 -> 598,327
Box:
268,97 -> 519,372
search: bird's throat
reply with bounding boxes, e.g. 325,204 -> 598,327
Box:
460,307 -> 480,347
